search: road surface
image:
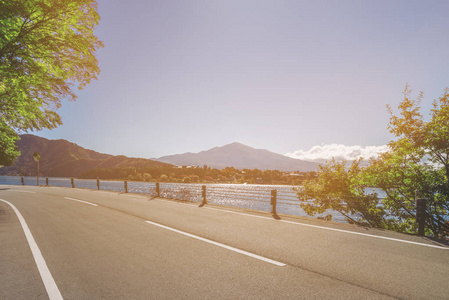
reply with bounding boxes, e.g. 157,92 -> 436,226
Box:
1,185 -> 448,299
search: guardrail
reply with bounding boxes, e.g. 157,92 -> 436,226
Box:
5,176 -> 444,236
14,176 -> 305,218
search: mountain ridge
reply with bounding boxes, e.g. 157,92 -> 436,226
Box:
156,142 -> 318,171
0,135 -> 171,177
0,135 -> 318,176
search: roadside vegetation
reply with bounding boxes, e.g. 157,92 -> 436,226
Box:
79,165 -> 317,186
0,0 -> 102,166
296,86 -> 449,238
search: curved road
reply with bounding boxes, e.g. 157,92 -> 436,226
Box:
1,185 -> 448,299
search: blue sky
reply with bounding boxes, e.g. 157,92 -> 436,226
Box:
35,0 -> 449,160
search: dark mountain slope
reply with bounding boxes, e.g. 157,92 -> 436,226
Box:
156,142 -> 318,171
0,135 -> 170,177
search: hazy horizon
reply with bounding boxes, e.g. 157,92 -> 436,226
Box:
32,0 -> 449,159
21,133 -> 387,164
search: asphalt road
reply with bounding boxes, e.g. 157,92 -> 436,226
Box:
1,185 -> 448,299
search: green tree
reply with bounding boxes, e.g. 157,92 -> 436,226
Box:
296,158 -> 388,226
0,121 -> 19,166
296,86 -> 449,237
0,0 -> 103,165
33,151 -> 40,185
142,173 -> 152,182
369,86 -> 449,236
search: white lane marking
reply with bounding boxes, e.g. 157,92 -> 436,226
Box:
212,208 -> 449,250
278,219 -> 449,250
0,199 -> 64,300
3,190 -> 36,193
145,220 -> 286,267
157,199 -> 449,250
64,197 -> 98,207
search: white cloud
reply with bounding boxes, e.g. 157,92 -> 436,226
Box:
285,144 -> 389,163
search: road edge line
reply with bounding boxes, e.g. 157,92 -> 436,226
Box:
160,200 -> 449,250
0,199 -> 64,300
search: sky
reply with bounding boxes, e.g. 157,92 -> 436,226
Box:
34,0 -> 449,162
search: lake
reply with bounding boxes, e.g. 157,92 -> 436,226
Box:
1,176 -> 372,223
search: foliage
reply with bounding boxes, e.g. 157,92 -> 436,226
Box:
374,86 -> 449,236
0,121 -> 20,166
142,173 -> 152,182
296,86 -> 449,238
32,151 -> 40,162
295,158 -> 389,227
0,0 -> 103,165
79,164 -> 316,185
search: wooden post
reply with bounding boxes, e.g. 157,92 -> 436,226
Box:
124,181 -> 128,193
21,177 -> 24,186
156,182 -> 160,197
416,198 -> 427,236
202,185 -> 207,204
271,189 -> 277,215
46,177 -> 49,186
71,178 -> 75,188
97,178 -> 100,190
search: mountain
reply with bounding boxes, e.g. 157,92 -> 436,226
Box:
0,136 -> 317,176
156,142 -> 318,171
0,134 -> 171,177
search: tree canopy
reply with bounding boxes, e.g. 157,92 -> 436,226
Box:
0,0 -> 103,165
78,165 -> 314,185
296,86 -> 449,238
